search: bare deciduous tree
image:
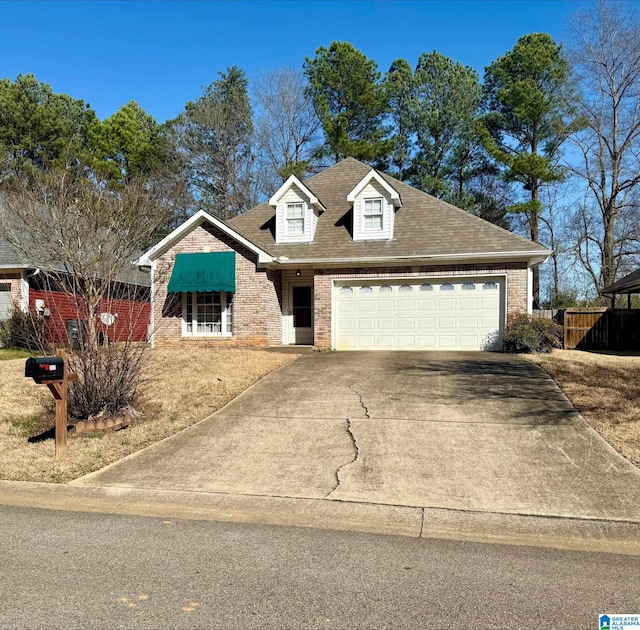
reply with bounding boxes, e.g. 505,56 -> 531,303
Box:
253,69 -> 323,191
568,0 -> 640,291
0,164 -> 174,420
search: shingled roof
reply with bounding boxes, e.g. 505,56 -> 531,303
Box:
601,268 -> 640,295
0,237 -> 149,286
0,238 -> 29,268
228,157 -> 549,262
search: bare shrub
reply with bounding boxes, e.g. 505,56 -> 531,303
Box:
0,163 -> 176,420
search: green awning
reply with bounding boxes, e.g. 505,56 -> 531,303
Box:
167,252 -> 236,293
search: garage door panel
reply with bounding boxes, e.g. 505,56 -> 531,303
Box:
397,299 -> 415,312
378,300 -> 395,312
335,278 -> 504,351
417,299 -> 436,311
397,335 -> 416,349
358,335 -> 376,349
377,335 -> 396,349
377,318 -> 395,330
417,317 -> 436,330
397,317 -> 415,330
438,298 -> 456,310
460,335 -> 480,348
481,297 -> 499,309
459,316 -> 479,328
337,301 -> 356,314
437,317 -> 456,329
337,335 -> 357,349
337,317 -> 356,331
438,335 -> 457,349
417,335 -> 437,348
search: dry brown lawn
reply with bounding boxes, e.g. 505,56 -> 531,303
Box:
528,350 -> 640,468
0,347 -> 301,483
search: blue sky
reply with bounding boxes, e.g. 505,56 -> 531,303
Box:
0,1 -> 588,123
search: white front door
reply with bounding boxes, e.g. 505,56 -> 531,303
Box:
334,278 -> 504,351
290,285 -> 313,345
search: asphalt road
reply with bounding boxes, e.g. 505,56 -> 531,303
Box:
0,506 -> 637,630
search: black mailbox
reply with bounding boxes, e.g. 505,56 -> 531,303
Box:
25,357 -> 64,383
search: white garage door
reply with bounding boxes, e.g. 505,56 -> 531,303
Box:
334,278 -> 504,351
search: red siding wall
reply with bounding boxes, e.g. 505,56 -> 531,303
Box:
29,289 -> 150,343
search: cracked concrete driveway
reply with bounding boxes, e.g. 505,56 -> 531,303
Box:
73,352 -> 640,522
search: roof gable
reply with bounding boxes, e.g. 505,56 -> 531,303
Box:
137,209 -> 273,266
226,157 -> 550,264
269,174 -> 326,211
347,169 -> 401,208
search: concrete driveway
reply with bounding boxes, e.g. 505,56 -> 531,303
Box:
73,352 -> 640,522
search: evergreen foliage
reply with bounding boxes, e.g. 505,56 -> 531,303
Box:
304,41 -> 390,163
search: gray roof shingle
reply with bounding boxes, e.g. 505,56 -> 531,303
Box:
601,268 -> 640,294
228,157 -> 549,261
0,238 -> 149,286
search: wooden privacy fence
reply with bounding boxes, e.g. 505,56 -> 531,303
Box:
563,308 -> 640,350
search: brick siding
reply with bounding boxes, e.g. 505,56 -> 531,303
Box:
153,223 -> 282,347
151,221 -> 530,349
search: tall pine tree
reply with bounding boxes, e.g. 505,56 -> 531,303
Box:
482,33 -> 584,307
304,42 -> 390,163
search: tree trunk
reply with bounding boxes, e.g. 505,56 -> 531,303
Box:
602,210 -> 616,288
530,187 -> 540,310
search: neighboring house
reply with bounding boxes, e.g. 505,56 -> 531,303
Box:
601,268 -> 640,308
0,239 -> 150,344
139,158 -> 549,351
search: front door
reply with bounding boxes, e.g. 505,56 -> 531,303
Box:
291,285 -> 313,345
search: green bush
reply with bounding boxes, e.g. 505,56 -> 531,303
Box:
503,313 -> 563,354
0,305 -> 49,352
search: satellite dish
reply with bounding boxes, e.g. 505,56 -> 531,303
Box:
99,312 -> 116,326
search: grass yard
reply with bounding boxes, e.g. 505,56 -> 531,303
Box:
528,350 -> 640,468
0,347 -> 301,483
0,348 -> 36,361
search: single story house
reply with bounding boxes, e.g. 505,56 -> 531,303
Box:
0,239 -> 150,344
138,157 -> 549,351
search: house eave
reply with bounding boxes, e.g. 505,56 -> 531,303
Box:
268,250 -> 550,268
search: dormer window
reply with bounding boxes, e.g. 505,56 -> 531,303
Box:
286,203 -> 305,234
270,174 -> 326,244
347,169 -> 402,242
364,198 -> 383,230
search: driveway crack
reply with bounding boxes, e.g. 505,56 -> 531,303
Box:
349,383 -> 371,419
326,418 -> 360,499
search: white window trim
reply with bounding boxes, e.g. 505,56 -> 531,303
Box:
362,196 -> 384,232
285,202 -> 306,236
181,291 -> 233,337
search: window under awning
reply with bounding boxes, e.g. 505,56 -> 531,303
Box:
167,252 -> 236,294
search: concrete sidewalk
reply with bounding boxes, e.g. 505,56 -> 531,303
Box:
70,352 -> 640,523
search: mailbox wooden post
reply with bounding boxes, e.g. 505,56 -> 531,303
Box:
44,349 -> 78,460
25,349 -> 78,460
